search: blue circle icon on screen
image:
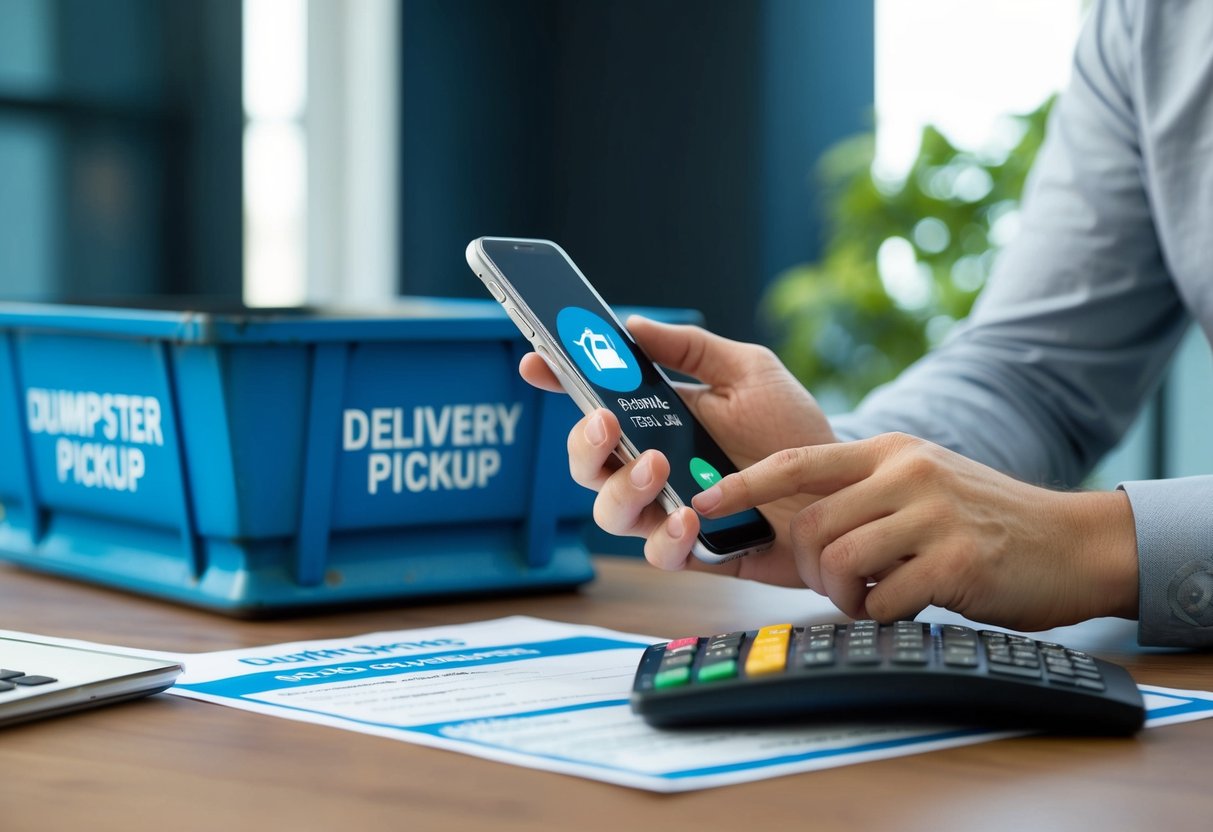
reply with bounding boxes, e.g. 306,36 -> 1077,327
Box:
556,306 -> 642,393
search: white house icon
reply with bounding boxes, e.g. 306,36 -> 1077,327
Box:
573,327 -> 629,372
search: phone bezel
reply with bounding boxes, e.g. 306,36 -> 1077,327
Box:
466,236 -> 775,563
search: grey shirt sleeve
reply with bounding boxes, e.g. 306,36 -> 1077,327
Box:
830,1 -> 1212,646
1120,479 -> 1213,646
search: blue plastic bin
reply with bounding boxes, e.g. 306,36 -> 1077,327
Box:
0,298 -> 688,614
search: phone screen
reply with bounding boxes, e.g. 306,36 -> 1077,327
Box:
480,239 -> 774,556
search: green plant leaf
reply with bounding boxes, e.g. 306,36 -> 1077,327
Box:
763,96 -> 1055,407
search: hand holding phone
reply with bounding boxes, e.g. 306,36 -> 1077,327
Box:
467,237 -> 776,563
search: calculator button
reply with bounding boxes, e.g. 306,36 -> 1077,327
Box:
0,681 -> 14,692
989,663 -> 1042,680
0,669 -> 23,681
892,649 -> 927,665
1074,677 -> 1107,692
658,653 -> 694,670
944,634 -> 977,647
845,648 -> 880,664
944,652 -> 979,668
12,675 -> 56,686
704,646 -> 739,660
653,667 -> 692,689
802,650 -> 836,668
697,659 -> 738,683
745,624 -> 792,676
666,637 -> 699,651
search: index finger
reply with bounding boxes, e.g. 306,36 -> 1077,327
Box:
692,439 -> 884,517
518,351 -> 564,393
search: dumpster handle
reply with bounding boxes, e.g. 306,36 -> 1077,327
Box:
295,342 -> 348,587
3,333 -> 45,543
156,343 -> 204,577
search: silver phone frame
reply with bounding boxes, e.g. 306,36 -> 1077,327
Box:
466,236 -> 772,564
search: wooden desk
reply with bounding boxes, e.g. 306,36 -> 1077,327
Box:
1,556 -> 1210,831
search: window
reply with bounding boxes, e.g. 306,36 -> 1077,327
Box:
242,0 -> 400,309
0,0 -> 242,302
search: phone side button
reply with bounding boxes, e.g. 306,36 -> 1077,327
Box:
505,306 -> 536,340
485,280 -> 506,302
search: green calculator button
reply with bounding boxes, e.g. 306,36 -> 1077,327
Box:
696,659 -> 738,683
653,667 -> 692,689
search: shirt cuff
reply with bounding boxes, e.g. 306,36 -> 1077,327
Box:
1119,477 -> 1213,648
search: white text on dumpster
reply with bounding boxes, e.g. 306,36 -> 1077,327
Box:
342,403 -> 522,495
25,388 -> 164,493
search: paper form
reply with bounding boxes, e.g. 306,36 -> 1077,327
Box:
148,616 -> 1213,792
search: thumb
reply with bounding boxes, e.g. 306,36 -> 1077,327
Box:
625,315 -> 759,388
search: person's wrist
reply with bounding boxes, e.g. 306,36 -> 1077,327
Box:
1062,490 -> 1139,620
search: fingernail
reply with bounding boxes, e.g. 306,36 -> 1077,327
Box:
630,454 -> 653,488
666,509 -> 685,539
693,486 -> 721,514
585,413 -> 606,446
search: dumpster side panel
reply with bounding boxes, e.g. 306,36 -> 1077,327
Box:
16,333 -> 186,532
332,338 -> 540,528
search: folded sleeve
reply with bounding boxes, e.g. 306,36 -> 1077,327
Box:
1119,478 -> 1213,647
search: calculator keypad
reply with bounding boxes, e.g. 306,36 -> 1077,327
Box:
640,621 -> 1108,690
632,620 -> 1143,734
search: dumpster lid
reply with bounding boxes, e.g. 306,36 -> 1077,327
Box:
0,297 -> 523,344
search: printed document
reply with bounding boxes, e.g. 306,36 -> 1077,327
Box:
160,616 -> 1213,792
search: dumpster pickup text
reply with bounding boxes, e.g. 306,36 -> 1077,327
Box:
343,403 -> 521,495
26,388 -> 163,493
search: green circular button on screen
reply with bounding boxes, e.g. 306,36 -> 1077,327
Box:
689,457 -> 723,490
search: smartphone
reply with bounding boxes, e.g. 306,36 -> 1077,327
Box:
467,236 -> 775,563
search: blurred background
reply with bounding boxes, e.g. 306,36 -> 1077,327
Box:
0,0 -> 1209,486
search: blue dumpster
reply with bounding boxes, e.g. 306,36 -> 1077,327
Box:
0,298 -> 688,614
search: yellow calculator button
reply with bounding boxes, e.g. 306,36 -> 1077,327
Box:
744,624 -> 792,676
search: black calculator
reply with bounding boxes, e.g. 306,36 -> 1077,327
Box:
630,621 -> 1146,734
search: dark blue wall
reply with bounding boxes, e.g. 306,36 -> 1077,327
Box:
0,0 -> 243,301
399,0 -> 874,343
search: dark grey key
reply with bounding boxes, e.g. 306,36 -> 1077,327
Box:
0,670 -> 23,681
12,675 -> 56,686
892,649 -> 927,665
989,663 -> 1041,680
846,648 -> 881,664
802,650 -> 836,667
0,681 -> 14,693
944,653 -> 979,668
